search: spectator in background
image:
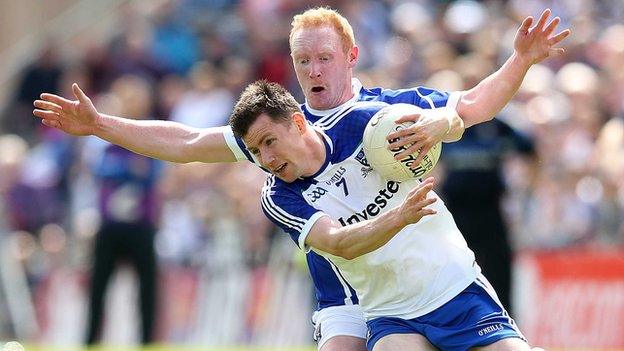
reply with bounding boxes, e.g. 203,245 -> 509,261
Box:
170,61 -> 234,128
0,134 -> 30,233
2,44 -> 63,142
150,0 -> 199,75
595,114 -> 624,242
85,75 -> 162,345
108,21 -> 167,83
1,105 -> 75,237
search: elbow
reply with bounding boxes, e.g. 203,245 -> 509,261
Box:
324,239 -> 360,260
312,226 -> 365,260
336,248 -> 359,260
333,241 -> 364,260
481,113 -> 496,123
459,113 -> 495,129
457,96 -> 496,128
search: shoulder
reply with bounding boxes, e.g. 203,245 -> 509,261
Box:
359,84 -> 455,109
261,175 -> 310,202
315,101 -> 387,163
315,101 -> 387,132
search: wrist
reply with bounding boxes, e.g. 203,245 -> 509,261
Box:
511,52 -> 533,71
387,206 -> 408,230
94,113 -> 110,136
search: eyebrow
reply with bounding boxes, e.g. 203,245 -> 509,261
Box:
246,133 -> 270,152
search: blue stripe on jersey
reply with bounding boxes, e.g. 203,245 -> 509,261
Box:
260,164 -> 361,309
313,104 -> 358,130
358,85 -> 451,109
260,176 -> 319,246
234,135 -> 255,162
318,102 -> 386,165
307,131 -> 334,179
307,250 -> 359,308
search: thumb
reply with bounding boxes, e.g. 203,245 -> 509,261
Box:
72,83 -> 90,103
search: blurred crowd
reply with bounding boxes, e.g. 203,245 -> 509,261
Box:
0,0 -> 623,345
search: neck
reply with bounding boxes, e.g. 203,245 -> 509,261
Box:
338,90 -> 355,106
300,130 -> 327,177
337,75 -> 355,106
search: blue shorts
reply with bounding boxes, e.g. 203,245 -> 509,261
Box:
366,276 -> 526,351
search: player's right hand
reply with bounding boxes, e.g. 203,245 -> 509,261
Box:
33,83 -> 99,136
398,177 -> 437,226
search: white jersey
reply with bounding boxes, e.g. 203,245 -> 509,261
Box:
260,101 -> 480,320
223,79 -> 474,314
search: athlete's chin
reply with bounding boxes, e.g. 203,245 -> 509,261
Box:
273,170 -> 298,183
307,94 -> 333,110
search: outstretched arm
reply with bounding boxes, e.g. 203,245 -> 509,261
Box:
306,178 -> 437,260
458,9 -> 571,128
33,83 -> 237,163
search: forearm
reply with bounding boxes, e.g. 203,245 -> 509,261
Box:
96,114 -> 237,163
457,53 -> 532,128
326,207 -> 406,260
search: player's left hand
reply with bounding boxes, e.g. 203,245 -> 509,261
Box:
514,8 -> 571,65
386,109 -> 449,167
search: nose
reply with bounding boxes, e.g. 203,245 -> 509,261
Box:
260,149 -> 276,168
309,61 -> 322,78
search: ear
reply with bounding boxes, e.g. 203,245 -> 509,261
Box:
347,45 -> 359,68
292,112 -> 307,135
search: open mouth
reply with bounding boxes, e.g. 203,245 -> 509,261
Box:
274,163 -> 287,174
311,86 -> 325,93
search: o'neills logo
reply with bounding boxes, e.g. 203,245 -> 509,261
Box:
338,181 -> 400,226
477,323 -> 504,336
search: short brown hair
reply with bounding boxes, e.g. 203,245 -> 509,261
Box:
229,80 -> 302,139
290,7 -> 355,55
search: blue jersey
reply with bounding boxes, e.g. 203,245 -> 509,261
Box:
224,79 -> 461,310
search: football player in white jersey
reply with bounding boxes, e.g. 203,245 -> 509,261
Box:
34,7 -> 569,351
229,79 -> 536,351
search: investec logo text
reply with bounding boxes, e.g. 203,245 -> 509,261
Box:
338,181 -> 400,226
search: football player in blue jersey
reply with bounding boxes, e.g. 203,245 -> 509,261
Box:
34,7 -> 568,351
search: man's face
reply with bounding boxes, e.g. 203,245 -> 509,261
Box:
291,26 -> 357,110
243,113 -> 307,183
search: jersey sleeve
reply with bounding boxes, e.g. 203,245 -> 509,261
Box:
222,126 -> 274,174
260,178 -> 327,251
222,126 -> 256,163
375,86 -> 462,110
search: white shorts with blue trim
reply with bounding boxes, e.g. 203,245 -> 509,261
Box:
312,304 -> 368,349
